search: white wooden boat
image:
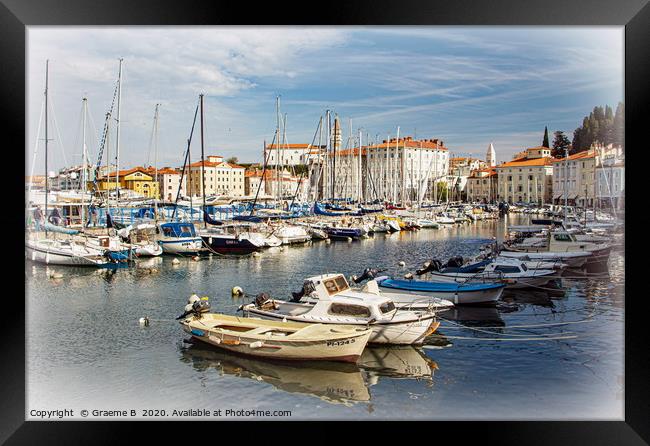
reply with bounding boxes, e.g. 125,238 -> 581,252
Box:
180,313 -> 372,363
241,274 -> 442,345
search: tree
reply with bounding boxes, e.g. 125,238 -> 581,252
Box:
552,131 -> 571,158
571,103 -> 623,152
613,102 -> 624,149
542,126 -> 550,148
226,156 -> 239,164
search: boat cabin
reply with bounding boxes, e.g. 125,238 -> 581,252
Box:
159,222 -> 197,238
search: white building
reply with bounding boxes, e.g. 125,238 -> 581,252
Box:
495,146 -> 554,204
186,155 -> 246,197
152,167 -> 184,202
264,143 -> 326,167
331,137 -> 449,202
552,150 -> 597,207
594,143 -> 625,210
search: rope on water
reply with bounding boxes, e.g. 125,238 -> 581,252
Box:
425,334 -> 578,342
437,316 -> 574,338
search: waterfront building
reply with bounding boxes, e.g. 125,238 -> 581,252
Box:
264,143 -> 326,167
495,146 -> 553,204
552,150 -> 596,207
244,168 -> 305,199
150,167 -> 184,202
332,136 -> 449,202
593,143 -> 625,210
185,155 -> 246,197
466,168 -> 498,203
94,167 -> 160,199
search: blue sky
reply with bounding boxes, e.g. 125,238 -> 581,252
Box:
27,26 -> 623,174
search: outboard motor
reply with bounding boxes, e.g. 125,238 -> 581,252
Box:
416,259 -> 442,275
351,268 -> 381,284
255,292 -> 277,310
444,256 -> 464,268
176,294 -> 211,320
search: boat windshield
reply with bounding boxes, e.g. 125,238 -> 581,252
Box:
323,276 -> 350,295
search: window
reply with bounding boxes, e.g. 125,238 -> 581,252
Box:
328,303 -> 371,318
553,233 -> 572,242
494,266 -> 521,273
380,302 -> 396,314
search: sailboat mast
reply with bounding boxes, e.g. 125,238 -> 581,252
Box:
44,60 -> 49,232
275,96 -> 280,204
200,94 -> 206,228
81,96 -> 87,226
153,103 -> 160,219
114,58 -> 123,208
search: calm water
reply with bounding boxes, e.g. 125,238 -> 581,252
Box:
26,215 -> 624,420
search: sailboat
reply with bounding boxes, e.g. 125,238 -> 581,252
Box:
25,60 -> 111,267
192,94 -> 263,255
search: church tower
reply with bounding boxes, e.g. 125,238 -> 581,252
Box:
486,143 -> 496,167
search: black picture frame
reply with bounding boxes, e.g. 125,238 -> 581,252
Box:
2,0 -> 645,443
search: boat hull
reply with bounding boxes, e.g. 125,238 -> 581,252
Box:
243,307 -> 439,345
25,241 -> 108,266
376,279 -> 505,305
157,237 -> 204,254
200,235 -> 261,255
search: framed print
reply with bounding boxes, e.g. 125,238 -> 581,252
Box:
1,0 -> 646,443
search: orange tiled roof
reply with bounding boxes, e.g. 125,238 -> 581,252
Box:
266,143 -> 325,150
98,166 -> 152,180
551,150 -> 596,163
497,157 -> 554,168
188,160 -> 244,169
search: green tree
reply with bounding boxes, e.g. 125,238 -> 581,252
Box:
226,156 -> 239,164
552,131 -> 571,158
613,102 -> 624,149
542,126 -> 550,148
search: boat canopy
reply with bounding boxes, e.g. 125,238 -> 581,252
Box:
159,222 -> 197,238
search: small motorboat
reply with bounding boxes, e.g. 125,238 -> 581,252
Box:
178,296 -> 372,363
375,276 -> 506,305
416,257 -> 556,289
241,274 -> 445,345
324,226 -> 365,240
25,237 -> 112,267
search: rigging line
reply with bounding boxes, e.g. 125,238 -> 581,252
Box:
249,132 -> 278,215
289,117 -> 323,210
172,99 -> 200,221
47,94 -> 69,168
86,104 -> 99,164
145,106 -> 157,168
28,98 -> 46,201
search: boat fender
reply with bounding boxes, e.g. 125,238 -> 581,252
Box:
232,286 -> 244,296
172,258 -> 180,265
404,273 -> 414,279
188,294 -> 200,304
192,256 -> 200,261
398,261 -> 406,267
138,317 -> 150,327
249,341 -> 264,349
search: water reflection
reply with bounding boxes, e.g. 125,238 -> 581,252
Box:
180,342 -> 438,406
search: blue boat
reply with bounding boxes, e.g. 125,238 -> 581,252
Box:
157,222 -> 204,255
375,276 -> 506,305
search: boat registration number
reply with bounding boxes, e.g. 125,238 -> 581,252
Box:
327,338 -> 355,347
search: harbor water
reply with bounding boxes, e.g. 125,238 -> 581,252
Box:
26,215 -> 624,420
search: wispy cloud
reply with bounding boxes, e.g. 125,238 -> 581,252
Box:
27,26 -> 623,172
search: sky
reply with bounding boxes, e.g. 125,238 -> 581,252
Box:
26,26 -> 624,175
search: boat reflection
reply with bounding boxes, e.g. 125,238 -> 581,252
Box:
180,343 -> 438,405
441,305 -> 505,328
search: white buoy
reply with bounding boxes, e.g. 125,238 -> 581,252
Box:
188,294 -> 200,304
325,239 -> 331,244
232,286 -> 244,296
399,261 -> 406,267
171,258 -> 180,265
138,317 -> 150,327
50,272 -> 63,279
404,273 -> 414,279
346,237 -> 352,242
